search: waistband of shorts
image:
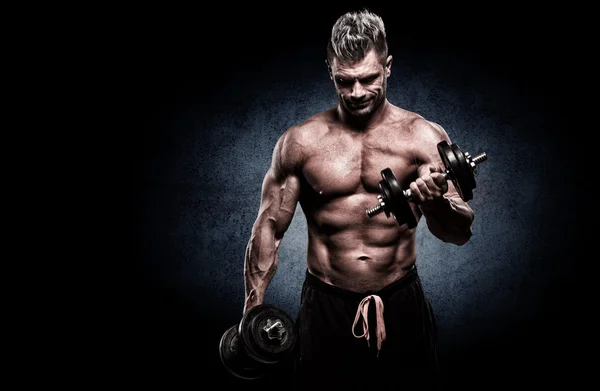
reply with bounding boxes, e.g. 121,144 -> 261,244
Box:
304,266 -> 419,300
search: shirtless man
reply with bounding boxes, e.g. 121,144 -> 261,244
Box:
242,9 -> 474,391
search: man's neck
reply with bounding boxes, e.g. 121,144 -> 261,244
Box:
337,99 -> 391,131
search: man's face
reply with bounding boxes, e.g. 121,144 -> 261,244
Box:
329,49 -> 392,117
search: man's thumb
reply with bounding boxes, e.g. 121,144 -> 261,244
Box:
429,165 -> 443,173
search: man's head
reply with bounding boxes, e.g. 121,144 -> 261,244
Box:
327,9 -> 392,118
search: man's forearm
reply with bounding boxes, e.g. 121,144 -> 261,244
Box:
243,228 -> 279,313
420,196 -> 474,245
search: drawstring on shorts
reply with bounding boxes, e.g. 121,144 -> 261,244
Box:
352,294 -> 386,357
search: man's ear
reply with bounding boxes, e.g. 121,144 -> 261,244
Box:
385,55 -> 392,77
325,59 -> 333,80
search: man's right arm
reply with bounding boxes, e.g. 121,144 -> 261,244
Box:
243,129 -> 302,314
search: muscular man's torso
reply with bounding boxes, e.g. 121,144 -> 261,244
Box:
290,104 -> 439,292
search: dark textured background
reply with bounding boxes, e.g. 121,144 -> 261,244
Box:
130,4 -> 585,390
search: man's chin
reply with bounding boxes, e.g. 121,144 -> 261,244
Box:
345,102 -> 373,117
346,106 -> 373,117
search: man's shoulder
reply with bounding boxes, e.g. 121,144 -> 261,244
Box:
282,109 -> 333,144
388,105 -> 447,139
273,109 -> 334,167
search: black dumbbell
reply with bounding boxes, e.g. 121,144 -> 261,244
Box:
365,140 -> 487,228
219,304 -> 298,380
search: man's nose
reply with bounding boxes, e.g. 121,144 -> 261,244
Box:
350,81 -> 367,100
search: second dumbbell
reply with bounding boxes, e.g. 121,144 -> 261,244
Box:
219,304 -> 298,380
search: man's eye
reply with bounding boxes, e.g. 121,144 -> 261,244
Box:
337,78 -> 351,84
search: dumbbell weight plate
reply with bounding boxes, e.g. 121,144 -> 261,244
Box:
438,141 -> 473,201
219,324 -> 266,380
380,168 -> 418,229
450,143 -> 476,201
239,304 -> 298,365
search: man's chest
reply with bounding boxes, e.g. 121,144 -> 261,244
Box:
301,136 -> 418,196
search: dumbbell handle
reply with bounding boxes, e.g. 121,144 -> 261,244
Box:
403,171 -> 449,200
404,151 -> 487,200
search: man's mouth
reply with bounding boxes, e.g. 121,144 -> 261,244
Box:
348,100 -> 370,108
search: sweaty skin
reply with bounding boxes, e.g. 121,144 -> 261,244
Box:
243,49 -> 474,313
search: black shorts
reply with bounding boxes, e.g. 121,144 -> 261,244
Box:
293,267 -> 440,391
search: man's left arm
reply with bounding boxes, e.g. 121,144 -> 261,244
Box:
414,166 -> 474,245
409,122 -> 474,245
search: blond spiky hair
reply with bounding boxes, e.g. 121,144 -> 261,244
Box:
327,9 -> 388,64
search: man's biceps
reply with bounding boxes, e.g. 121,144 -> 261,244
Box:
261,169 -> 285,191
280,176 -> 301,209
285,174 -> 302,195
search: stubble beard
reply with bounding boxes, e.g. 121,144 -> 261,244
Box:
338,77 -> 388,119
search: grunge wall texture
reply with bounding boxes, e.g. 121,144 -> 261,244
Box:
131,4 -> 585,390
